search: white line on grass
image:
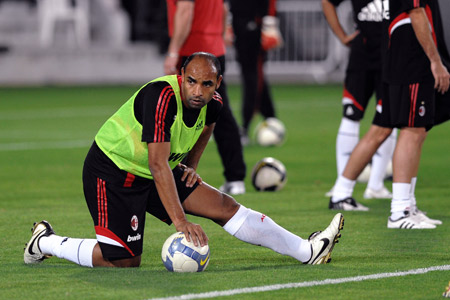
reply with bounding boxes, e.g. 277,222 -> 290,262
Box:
147,265 -> 450,300
0,106 -> 113,120
0,140 -> 92,151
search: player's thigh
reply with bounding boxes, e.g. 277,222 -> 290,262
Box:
182,182 -> 240,226
387,82 -> 435,128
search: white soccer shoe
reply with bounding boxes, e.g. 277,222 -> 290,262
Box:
305,213 -> 344,265
363,186 -> 392,199
329,197 -> 370,211
220,181 -> 246,195
24,220 -> 54,264
387,211 -> 436,229
412,208 -> 442,225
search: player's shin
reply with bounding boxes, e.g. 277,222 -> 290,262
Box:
39,235 -> 97,267
223,205 -> 311,262
367,129 -> 396,191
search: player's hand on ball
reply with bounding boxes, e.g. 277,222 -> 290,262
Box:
175,220 -> 208,247
179,163 -> 203,187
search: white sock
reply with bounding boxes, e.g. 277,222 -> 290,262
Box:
390,183 -> 411,220
223,205 -> 312,263
336,118 -> 360,176
331,176 -> 356,203
367,129 -> 397,191
39,235 -> 97,267
410,177 -> 417,211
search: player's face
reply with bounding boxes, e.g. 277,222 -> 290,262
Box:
181,57 -> 222,110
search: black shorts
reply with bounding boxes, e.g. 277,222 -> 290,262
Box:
342,69 -> 381,121
377,82 -> 435,129
82,142 -> 199,260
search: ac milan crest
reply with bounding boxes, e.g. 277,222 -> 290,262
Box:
419,106 -> 425,117
131,215 -> 138,231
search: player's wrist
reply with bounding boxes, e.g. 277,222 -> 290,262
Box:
167,52 -> 179,58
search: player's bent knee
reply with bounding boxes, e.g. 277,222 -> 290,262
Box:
217,193 -> 240,225
367,126 -> 392,144
223,194 -> 240,215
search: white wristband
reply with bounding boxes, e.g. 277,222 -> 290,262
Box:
167,52 -> 179,58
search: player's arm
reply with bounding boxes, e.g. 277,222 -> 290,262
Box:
164,0 -> 194,75
147,142 -> 208,247
183,123 -> 215,172
321,0 -> 359,47
409,7 -> 450,94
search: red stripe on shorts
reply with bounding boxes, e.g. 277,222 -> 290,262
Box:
409,83 -> 419,127
123,172 -> 135,187
97,178 -> 108,228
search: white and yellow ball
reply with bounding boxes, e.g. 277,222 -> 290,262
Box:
161,232 -> 210,272
254,117 -> 286,147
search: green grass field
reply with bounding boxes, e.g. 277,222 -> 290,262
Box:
1,84 -> 449,300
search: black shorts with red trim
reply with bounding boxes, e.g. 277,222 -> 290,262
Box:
341,69 -> 381,121
377,82 -> 435,130
82,142 -> 199,260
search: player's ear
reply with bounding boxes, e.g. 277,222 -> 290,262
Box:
215,75 -> 223,90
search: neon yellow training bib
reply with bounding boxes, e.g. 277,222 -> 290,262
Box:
95,75 -> 206,179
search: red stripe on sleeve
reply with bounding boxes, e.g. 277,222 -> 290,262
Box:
212,92 -> 223,105
158,90 -> 173,142
154,86 -> 174,142
388,12 -> 409,38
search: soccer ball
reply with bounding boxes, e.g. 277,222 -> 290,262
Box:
161,232 -> 210,273
385,160 -> 393,180
254,117 -> 286,146
357,164 -> 371,183
357,160 -> 393,183
251,157 -> 287,191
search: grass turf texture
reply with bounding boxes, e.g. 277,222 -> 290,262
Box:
0,84 -> 449,300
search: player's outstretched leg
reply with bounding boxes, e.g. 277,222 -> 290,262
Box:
222,204 -> 344,264
24,220 -> 55,264
24,220 -> 99,267
304,213 -> 344,264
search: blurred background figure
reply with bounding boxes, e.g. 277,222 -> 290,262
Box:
322,0 -> 397,201
163,0 -> 247,195
227,0 -> 282,146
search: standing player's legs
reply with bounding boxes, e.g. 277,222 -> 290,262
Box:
364,74 -> 397,198
330,124 -> 392,210
409,89 -> 450,225
233,15 -> 261,139
331,70 -> 393,199
213,56 -> 246,195
256,50 -> 276,120
386,83 -> 436,229
335,71 -> 373,179
182,182 -> 344,264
